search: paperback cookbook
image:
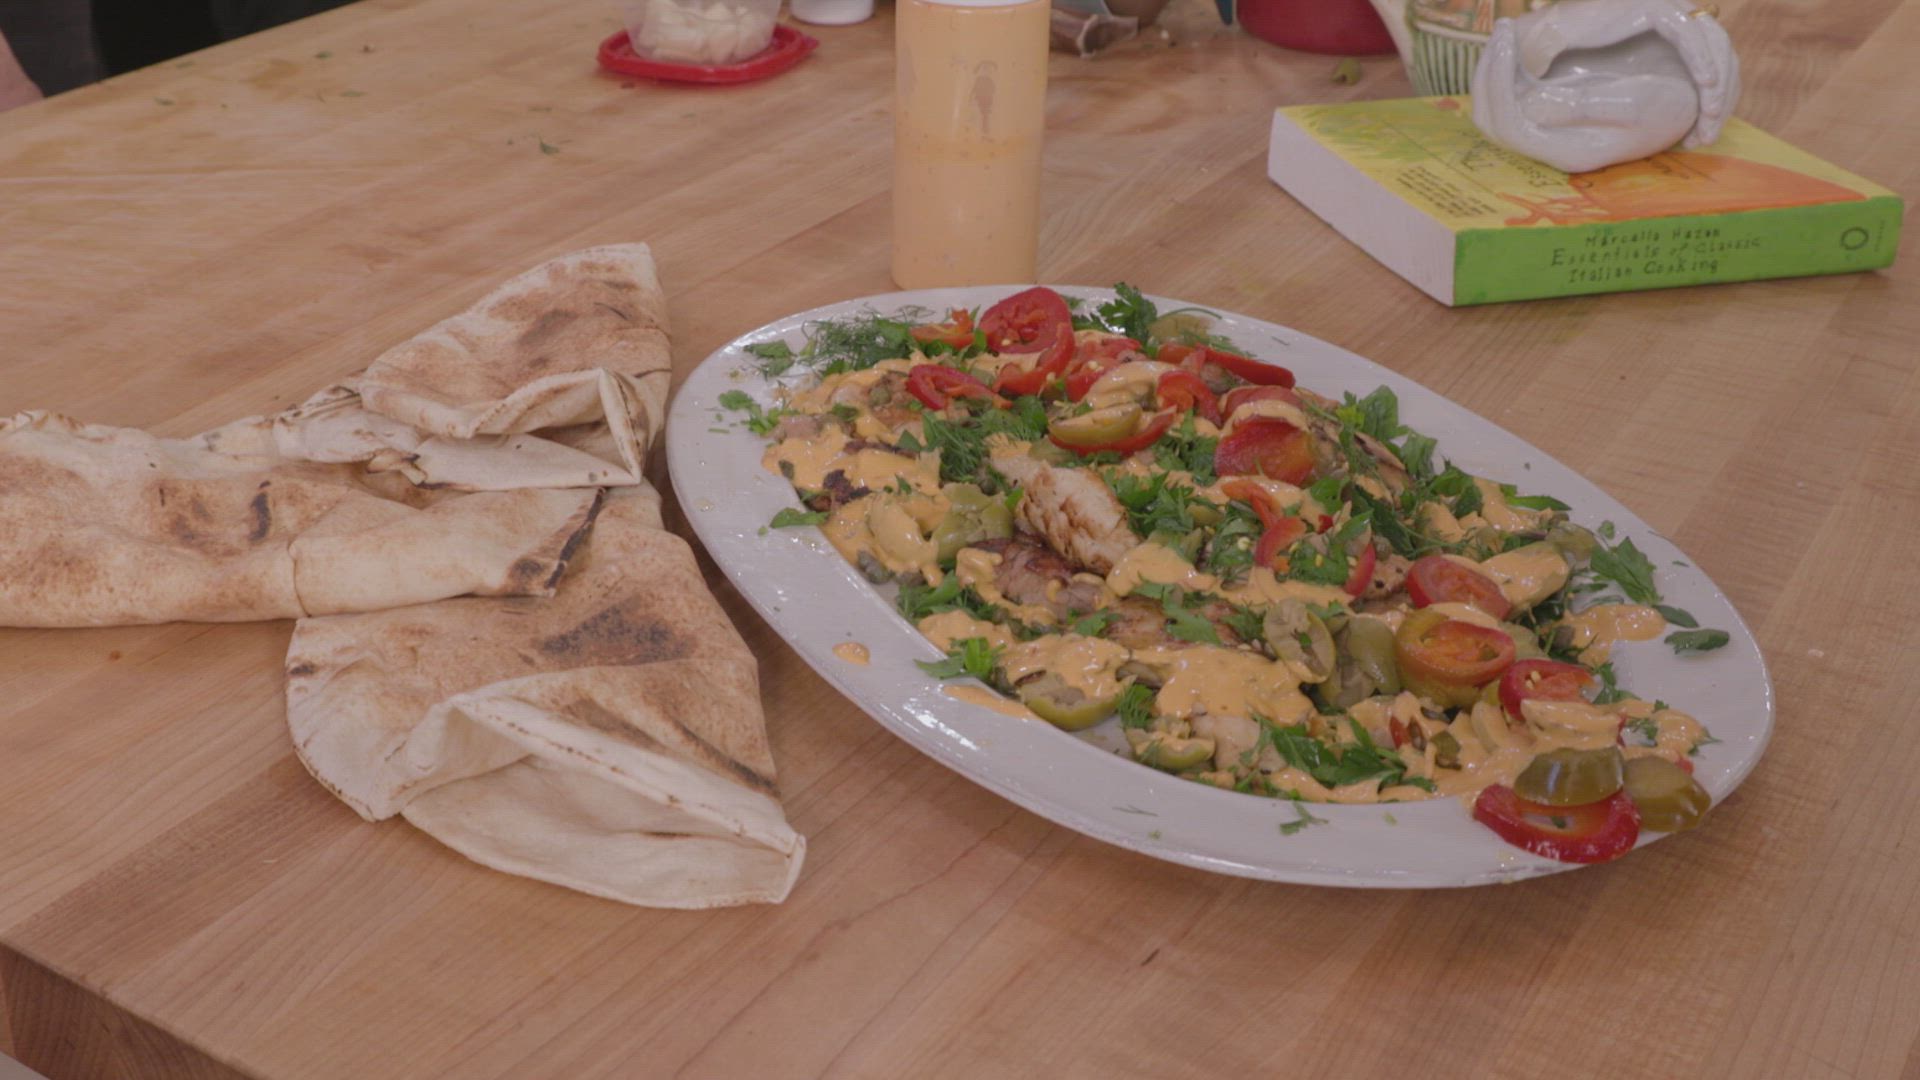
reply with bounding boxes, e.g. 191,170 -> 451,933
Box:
1267,96 -> 1902,306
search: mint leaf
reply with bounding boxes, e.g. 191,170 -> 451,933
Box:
1666,628 -> 1730,655
769,507 -> 827,528
1654,604 -> 1698,629
1590,536 -> 1661,605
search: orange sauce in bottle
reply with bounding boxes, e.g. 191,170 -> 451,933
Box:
891,0 -> 1050,288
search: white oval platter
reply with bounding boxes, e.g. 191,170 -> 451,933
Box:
666,286 -> 1773,888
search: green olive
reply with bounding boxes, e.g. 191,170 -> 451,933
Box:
1135,734 -> 1216,771
932,483 -> 1014,561
1513,747 -> 1626,807
1048,403 -> 1142,448
1017,672 -> 1117,732
1265,599 -> 1335,683
1500,622 -> 1547,660
1546,522 -> 1598,562
1343,618 -> 1400,695
1188,501 -> 1224,527
1623,756 -> 1711,832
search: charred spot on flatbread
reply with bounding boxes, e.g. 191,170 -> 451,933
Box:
537,601 -> 690,667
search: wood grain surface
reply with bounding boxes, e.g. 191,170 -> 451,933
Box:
2,0 -> 1916,1076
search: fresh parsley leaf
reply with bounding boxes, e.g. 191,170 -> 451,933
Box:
1265,720 -> 1406,790
1335,387 -> 1405,443
1221,604 -> 1267,644
746,340 -> 793,361
1398,776 -> 1438,793
1278,801 -> 1328,836
1397,433 -> 1437,483
769,507 -> 827,528
1286,513 -> 1371,587
1152,413 -> 1219,485
1116,683 -> 1157,729
1094,283 -> 1159,351
1200,503 -> 1262,583
916,637 -> 1002,682
1654,604 -> 1699,629
896,576 -> 1001,622
1590,536 -> 1661,605
1666,628 -> 1730,655
1132,582 -> 1220,645
717,390 -> 791,436
1070,611 -> 1115,637
1623,715 -> 1661,746
1306,475 -> 1345,511
717,389 -> 754,411
1589,660 -> 1636,704
1498,483 -> 1571,512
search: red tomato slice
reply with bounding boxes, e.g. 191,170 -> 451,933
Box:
1406,555 -> 1513,619
1050,408 -> 1179,457
1253,516 -> 1308,569
1217,478 -> 1282,528
1214,418 -> 1317,484
1155,370 -> 1221,424
1219,385 -> 1301,422
1389,716 -> 1409,749
906,364 -> 999,410
1499,659 -> 1596,721
1063,336 -> 1142,401
983,288 -> 1076,398
1397,617 -> 1517,691
1343,540 -> 1377,597
1473,786 -> 1642,864
1199,346 -> 1296,388
909,308 -> 976,351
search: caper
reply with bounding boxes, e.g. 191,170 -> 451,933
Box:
1622,756 -> 1711,832
1513,747 -> 1626,807
1430,730 -> 1462,770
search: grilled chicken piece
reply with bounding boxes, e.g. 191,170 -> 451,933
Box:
991,450 -> 1140,575
804,469 -> 870,513
1363,547 -> 1412,601
972,537 -> 1106,620
771,414 -> 825,442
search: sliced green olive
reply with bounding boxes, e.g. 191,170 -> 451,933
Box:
1048,403 -> 1142,448
1623,756 -> 1711,832
1265,599 -> 1335,683
1017,672 -> 1117,732
1499,621 -> 1547,660
932,483 -> 1014,561
1546,522 -> 1598,562
1147,312 -> 1211,344
1135,734 -> 1216,771
1513,747 -> 1626,807
1343,618 -> 1400,694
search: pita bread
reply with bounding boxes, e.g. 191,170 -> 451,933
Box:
287,488 -> 804,908
0,411 -> 600,626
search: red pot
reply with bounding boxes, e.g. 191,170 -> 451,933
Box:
1237,0 -> 1397,56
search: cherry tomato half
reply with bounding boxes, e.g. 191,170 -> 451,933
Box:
905,364 -> 1000,411
1214,418 -> 1317,485
1155,370 -> 1221,424
1219,385 -> 1301,422
909,308 -> 976,351
1473,785 -> 1642,864
1395,609 -> 1517,708
983,287 -> 1076,397
1406,555 -> 1513,620
1499,659 -> 1596,721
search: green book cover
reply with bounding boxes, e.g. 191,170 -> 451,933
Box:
1267,96 -> 1903,305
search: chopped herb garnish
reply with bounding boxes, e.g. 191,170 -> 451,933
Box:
1590,535 -> 1661,605
1116,683 -> 1157,729
1666,628 -> 1731,655
1278,801 -> 1329,836
916,637 -> 1001,682
1132,582 -> 1220,645
769,507 -> 827,528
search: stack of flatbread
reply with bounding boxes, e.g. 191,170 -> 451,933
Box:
0,244 -> 805,908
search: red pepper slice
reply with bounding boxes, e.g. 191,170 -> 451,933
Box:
983,287 -> 1076,398
1343,539 -> 1377,597
1473,786 -> 1642,864
1217,478 -> 1283,529
1214,417 -> 1317,484
1063,336 -> 1143,401
1049,407 -> 1179,457
906,364 -> 1000,410
1253,516 -> 1308,569
1500,659 -> 1596,721
909,308 -> 976,351
1155,370 -> 1221,424
1389,716 -> 1409,749
1406,555 -> 1512,619
1199,345 -> 1296,388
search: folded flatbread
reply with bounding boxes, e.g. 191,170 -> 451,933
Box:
1,242 -> 807,907
288,488 -> 803,908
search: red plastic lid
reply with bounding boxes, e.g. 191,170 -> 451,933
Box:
597,25 -> 819,85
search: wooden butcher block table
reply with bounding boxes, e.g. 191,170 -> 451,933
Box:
2,0 -> 1917,1075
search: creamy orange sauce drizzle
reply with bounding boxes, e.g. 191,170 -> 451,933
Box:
1564,603 -> 1667,664
945,684 -> 1041,720
833,641 -> 871,665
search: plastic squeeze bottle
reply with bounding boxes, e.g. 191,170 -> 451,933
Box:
891,0 -> 1050,289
